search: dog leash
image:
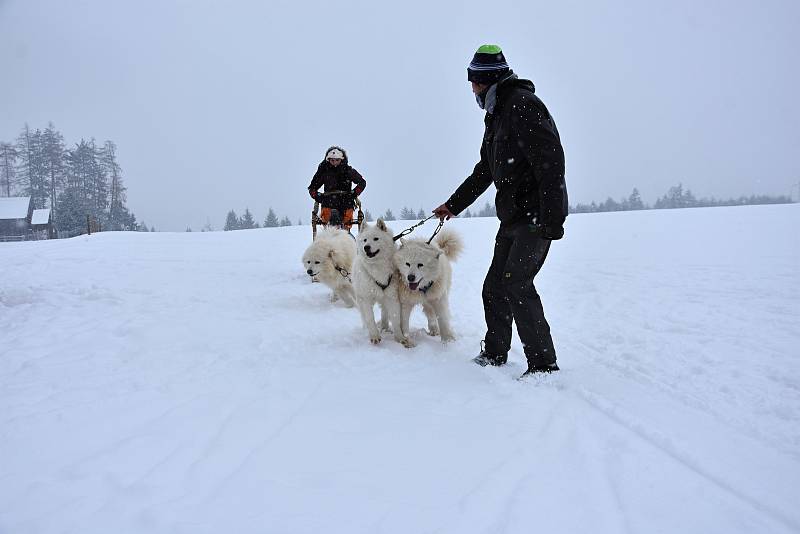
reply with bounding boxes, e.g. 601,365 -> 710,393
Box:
426,218 -> 445,245
393,214 -> 445,244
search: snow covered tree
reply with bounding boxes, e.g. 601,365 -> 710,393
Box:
16,124 -> 48,208
0,142 -> 18,197
224,210 -> 240,231
363,209 -> 373,222
263,208 -> 279,227
463,209 -> 472,218
100,140 -> 129,230
41,123 -> 66,212
239,208 -> 257,229
477,202 -> 496,217
280,216 -> 292,226
383,209 -> 394,221
417,208 -> 426,219
399,206 -> 415,220
57,141 -> 93,235
655,183 -> 697,209
627,188 -> 645,210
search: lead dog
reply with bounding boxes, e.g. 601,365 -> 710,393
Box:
394,229 -> 463,343
352,219 -> 411,347
301,227 -> 357,307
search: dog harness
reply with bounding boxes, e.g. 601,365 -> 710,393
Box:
334,264 -> 352,282
419,281 -> 435,294
375,274 -> 393,291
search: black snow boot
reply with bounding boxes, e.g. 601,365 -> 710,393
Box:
472,341 -> 508,367
519,362 -> 560,378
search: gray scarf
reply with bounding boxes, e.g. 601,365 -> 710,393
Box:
476,72 -> 518,113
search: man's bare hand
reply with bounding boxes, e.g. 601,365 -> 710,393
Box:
433,204 -> 455,221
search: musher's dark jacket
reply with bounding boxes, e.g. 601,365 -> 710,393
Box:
308,147 -> 366,212
446,77 -> 567,230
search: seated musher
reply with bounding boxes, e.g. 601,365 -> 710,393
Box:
308,146 -> 366,232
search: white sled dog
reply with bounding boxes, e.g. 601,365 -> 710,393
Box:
352,219 -> 411,347
394,229 -> 463,343
302,227 -> 357,307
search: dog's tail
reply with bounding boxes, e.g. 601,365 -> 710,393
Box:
434,228 -> 463,261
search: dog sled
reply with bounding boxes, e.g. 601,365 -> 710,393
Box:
311,190 -> 365,240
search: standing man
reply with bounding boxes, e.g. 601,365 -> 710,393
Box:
433,45 -> 568,378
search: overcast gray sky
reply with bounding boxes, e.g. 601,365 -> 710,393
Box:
1,0 -> 798,230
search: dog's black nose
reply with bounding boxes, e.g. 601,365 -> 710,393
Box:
407,274 -> 416,282
307,269 -> 313,275
364,245 -> 371,252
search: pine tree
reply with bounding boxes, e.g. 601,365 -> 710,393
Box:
224,210 -> 240,231
399,206 -> 415,220
100,140 -> 128,229
280,216 -> 292,226
41,123 -> 66,212
57,140 -> 95,235
417,208 -> 426,219
383,209 -> 394,221
463,209 -> 472,218
628,188 -> 645,210
478,202 -> 496,217
364,209 -> 373,221
240,208 -> 256,229
0,142 -> 17,197
263,207 -> 279,227
297,218 -> 302,225
16,124 -> 48,208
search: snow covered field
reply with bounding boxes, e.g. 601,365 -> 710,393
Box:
1,204 -> 799,534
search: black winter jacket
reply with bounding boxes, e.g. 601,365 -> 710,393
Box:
446,77 -> 567,230
308,147 -> 366,212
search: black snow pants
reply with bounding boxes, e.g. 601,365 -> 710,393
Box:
482,223 -> 557,367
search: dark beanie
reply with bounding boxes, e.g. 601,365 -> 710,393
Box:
467,44 -> 510,85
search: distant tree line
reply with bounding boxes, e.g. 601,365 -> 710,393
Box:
570,185 -> 792,213
222,207 -> 295,231
0,122 -> 138,236
208,181 -> 797,232
365,185 -> 791,223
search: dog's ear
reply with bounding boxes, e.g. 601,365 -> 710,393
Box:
329,249 -> 337,263
376,218 -> 387,232
399,237 -> 406,245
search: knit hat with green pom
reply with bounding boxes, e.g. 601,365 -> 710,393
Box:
467,44 -> 510,85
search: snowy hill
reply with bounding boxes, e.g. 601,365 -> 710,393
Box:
1,204 -> 799,534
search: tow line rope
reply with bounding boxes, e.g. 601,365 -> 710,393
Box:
392,214 -> 445,244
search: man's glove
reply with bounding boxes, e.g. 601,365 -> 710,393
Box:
433,203 -> 456,221
530,224 -> 564,240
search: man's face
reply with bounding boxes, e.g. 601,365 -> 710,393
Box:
327,158 -> 343,167
471,81 -> 489,95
